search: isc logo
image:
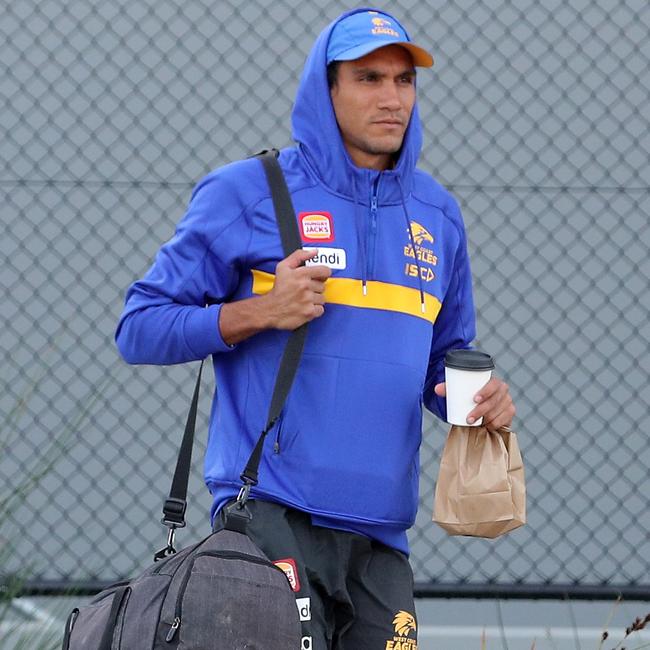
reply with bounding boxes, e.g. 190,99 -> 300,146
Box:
404,262 -> 435,282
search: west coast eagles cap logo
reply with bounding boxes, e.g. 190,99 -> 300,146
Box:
371,16 -> 391,27
369,14 -> 400,38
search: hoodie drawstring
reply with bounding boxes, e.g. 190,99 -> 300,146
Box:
397,177 -> 426,314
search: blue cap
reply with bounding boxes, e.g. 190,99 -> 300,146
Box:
326,10 -> 433,67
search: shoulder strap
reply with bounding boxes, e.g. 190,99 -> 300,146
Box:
155,149 -> 305,558
258,149 -> 303,257
239,150 -> 308,487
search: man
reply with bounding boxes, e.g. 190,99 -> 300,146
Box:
116,8 -> 514,649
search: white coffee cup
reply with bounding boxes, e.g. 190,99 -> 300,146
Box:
444,349 -> 495,426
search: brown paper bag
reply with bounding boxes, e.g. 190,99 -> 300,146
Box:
433,425 -> 526,538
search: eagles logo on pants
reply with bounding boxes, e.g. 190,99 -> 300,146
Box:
219,500 -> 419,650
384,610 -> 418,649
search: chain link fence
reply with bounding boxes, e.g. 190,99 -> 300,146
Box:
2,0 -> 649,597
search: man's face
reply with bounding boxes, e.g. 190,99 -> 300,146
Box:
330,45 -> 416,171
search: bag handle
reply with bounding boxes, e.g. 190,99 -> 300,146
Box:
155,149 -> 306,559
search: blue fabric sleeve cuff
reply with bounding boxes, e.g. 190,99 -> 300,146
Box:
432,392 -> 448,422
186,303 -> 236,357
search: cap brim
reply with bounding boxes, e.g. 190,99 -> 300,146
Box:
333,40 -> 434,68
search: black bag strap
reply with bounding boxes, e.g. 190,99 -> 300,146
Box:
97,586 -> 130,650
155,149 -> 306,559
258,149 -> 303,255
158,360 -> 205,530
61,607 -> 79,649
239,150 -> 307,488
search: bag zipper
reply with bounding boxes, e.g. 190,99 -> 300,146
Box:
165,549 -> 282,642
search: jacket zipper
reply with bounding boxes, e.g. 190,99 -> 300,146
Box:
165,550 -> 282,642
367,175 -> 381,281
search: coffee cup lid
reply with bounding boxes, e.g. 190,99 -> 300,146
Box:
444,349 -> 494,370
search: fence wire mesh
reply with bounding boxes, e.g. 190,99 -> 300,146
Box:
1,0 -> 649,595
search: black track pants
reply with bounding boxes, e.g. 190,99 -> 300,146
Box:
216,500 -> 418,650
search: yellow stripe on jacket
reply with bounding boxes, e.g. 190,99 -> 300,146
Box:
251,269 -> 441,324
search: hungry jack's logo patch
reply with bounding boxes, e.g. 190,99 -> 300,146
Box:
385,610 -> 418,649
273,558 -> 301,592
299,211 -> 334,243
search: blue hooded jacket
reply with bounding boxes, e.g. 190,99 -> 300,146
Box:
115,7 -> 476,553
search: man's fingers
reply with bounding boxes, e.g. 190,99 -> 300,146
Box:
472,380 -> 506,410
311,280 -> 326,292
311,282 -> 325,298
468,390 -> 506,421
467,377 -> 515,428
268,250 -> 333,329
473,400 -> 508,426
304,264 -> 332,281
282,248 -> 320,269
483,406 -> 515,432
472,377 -> 501,404
278,250 -> 332,281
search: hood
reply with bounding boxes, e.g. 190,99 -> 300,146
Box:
291,7 -> 424,204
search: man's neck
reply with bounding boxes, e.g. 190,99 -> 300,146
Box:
347,149 -> 394,171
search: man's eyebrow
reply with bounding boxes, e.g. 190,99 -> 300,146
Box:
351,66 -> 381,75
351,66 -> 417,77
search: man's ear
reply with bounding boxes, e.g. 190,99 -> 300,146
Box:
326,61 -> 341,89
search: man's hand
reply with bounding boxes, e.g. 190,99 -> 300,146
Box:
218,249 -> 331,345
434,377 -> 515,432
264,249 -> 332,330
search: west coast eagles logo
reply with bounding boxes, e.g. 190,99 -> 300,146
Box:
385,610 -> 417,649
404,221 -> 437,283
393,611 -> 417,636
369,13 -> 400,38
409,222 -> 434,246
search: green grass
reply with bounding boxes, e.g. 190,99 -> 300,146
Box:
1,343 -> 111,649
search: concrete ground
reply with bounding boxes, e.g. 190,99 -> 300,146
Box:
415,598 -> 650,650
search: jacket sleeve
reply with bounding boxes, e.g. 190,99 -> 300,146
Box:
115,172 -> 249,365
422,201 -> 476,420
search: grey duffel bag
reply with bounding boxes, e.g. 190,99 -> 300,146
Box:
61,526 -> 300,649
61,151 -> 305,649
